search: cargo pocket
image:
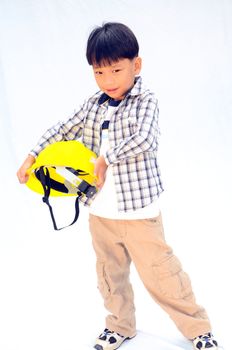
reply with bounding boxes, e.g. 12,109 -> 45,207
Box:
96,261 -> 111,299
153,255 -> 192,299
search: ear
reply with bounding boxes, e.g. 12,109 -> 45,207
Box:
134,56 -> 142,75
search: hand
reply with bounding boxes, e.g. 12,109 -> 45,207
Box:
94,155 -> 108,189
16,154 -> 35,184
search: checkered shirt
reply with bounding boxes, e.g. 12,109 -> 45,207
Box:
30,76 -> 164,211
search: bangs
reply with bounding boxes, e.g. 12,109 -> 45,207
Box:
89,41 -> 122,67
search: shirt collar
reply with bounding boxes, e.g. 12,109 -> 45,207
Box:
98,76 -> 145,105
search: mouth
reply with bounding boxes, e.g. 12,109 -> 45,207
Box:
106,88 -> 118,94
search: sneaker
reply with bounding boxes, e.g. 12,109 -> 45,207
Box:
192,332 -> 218,349
94,328 -> 133,350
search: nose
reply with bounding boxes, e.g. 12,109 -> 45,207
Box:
103,73 -> 115,87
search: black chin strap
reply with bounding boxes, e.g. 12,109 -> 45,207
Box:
39,167 -> 81,231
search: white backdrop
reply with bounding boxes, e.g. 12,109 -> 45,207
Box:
0,1 -> 231,349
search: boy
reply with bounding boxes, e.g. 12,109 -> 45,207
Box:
17,22 -> 218,350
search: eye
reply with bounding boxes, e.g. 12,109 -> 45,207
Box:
112,69 -> 121,73
94,71 -> 103,75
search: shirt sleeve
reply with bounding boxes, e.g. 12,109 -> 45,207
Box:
29,104 -> 85,157
105,94 -> 160,165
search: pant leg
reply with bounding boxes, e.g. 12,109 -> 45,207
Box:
89,214 -> 136,338
123,213 -> 212,339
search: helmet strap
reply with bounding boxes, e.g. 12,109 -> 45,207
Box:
39,167 -> 81,231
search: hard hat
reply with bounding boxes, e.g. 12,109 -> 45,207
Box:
26,140 -> 98,230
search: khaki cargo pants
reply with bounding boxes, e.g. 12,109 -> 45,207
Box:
89,213 -> 211,339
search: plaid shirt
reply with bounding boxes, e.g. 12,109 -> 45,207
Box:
30,76 -> 164,211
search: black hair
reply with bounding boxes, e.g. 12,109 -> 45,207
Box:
86,22 -> 139,66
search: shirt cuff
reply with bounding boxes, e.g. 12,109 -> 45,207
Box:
29,150 -> 38,158
105,149 -> 119,165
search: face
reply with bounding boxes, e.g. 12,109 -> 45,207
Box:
92,57 -> 142,100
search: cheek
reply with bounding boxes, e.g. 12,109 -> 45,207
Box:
124,73 -> 134,87
94,76 -> 102,87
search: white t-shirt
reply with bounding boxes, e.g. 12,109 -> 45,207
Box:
89,104 -> 160,219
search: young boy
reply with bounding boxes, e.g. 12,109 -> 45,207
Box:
17,22 -> 218,350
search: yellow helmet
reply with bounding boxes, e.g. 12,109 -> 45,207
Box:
27,140 -> 97,196
26,140 -> 98,230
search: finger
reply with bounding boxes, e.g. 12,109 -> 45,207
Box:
96,178 -> 103,188
96,173 -> 105,188
17,173 -> 28,184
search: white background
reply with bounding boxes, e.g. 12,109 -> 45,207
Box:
0,1 -> 231,349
